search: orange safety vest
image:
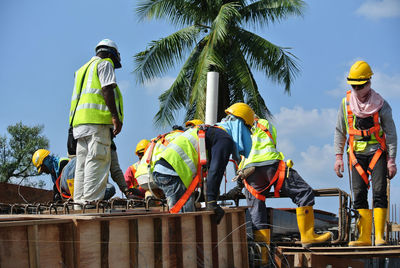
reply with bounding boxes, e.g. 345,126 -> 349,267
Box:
169,127 -> 207,213
243,160 -> 286,201
129,164 -> 140,188
346,90 -> 386,188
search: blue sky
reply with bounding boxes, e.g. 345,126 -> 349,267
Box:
1,0 -> 399,215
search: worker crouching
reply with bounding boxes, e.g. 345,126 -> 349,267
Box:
152,103 -> 254,224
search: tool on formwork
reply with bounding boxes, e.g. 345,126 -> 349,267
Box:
286,159 -> 293,178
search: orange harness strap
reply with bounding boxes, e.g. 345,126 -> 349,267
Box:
243,160 -> 286,201
55,173 -> 71,199
346,91 -> 386,189
256,121 -> 276,147
169,129 -> 207,213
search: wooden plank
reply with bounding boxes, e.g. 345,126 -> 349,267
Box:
225,213 -> 234,268
238,210 -> 249,268
195,215 -> 204,268
128,219 -> 138,268
153,217 -> 163,268
101,221 -> 109,268
0,226 -> 30,268
161,217 -> 170,268
202,214 -> 213,268
58,222 -> 75,268
27,225 -> 39,268
217,214 -> 228,268
168,216 -> 183,268
211,214 -> 219,268
109,220 -> 130,268
37,224 -> 64,267
181,215 -> 197,267
77,220 -> 101,268
231,211 -> 242,267
138,216 -> 154,267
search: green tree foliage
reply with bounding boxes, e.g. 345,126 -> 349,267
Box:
134,0 -> 304,127
0,122 -> 49,183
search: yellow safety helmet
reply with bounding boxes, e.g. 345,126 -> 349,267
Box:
32,149 -> 50,174
347,61 -> 373,85
135,139 -> 150,156
225,102 -> 255,127
185,119 -> 204,127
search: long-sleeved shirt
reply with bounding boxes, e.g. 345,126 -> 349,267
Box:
334,99 -> 397,158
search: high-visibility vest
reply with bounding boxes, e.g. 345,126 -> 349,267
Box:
242,119 -> 283,169
69,57 -> 124,127
128,162 -> 140,188
135,130 -> 183,179
343,90 -> 386,187
159,128 -> 199,188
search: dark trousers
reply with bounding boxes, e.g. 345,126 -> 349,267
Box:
245,164 -> 315,230
351,153 -> 388,209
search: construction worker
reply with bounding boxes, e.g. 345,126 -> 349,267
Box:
152,103 -> 254,223
124,139 -> 150,198
69,39 -> 124,206
32,149 -> 130,201
334,60 -> 397,246
225,117 -> 331,265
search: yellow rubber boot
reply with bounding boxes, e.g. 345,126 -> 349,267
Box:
374,208 -> 388,246
349,209 -> 372,246
253,229 -> 270,266
296,206 -> 332,247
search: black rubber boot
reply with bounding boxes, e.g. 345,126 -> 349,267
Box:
206,201 -> 225,225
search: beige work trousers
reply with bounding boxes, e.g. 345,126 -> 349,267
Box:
74,127 -> 111,204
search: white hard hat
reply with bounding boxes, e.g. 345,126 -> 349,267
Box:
95,39 -> 119,53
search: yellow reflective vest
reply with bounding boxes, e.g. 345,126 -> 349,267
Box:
159,128 -> 199,188
242,119 -> 283,168
69,57 -> 124,126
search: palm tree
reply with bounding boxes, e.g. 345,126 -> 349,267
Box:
135,0 -> 304,127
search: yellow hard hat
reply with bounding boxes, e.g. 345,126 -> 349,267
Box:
347,61 -> 373,85
135,139 -> 150,155
32,149 -> 50,174
225,102 -> 255,127
185,119 -> 204,127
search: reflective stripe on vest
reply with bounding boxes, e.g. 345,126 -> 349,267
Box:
69,57 -> 124,126
243,160 -> 286,200
242,119 -> 283,168
344,90 -> 386,188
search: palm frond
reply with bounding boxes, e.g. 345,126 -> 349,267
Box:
236,28 -> 299,93
240,0 -> 304,28
134,26 -> 201,83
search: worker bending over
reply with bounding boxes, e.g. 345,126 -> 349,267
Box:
334,61 -> 397,246
69,39 -> 124,206
32,149 -> 130,201
124,139 -> 150,198
152,103 -> 253,224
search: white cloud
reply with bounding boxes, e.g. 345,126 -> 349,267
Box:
143,76 -> 175,94
371,71 -> 400,98
272,106 -> 337,139
356,0 -> 400,19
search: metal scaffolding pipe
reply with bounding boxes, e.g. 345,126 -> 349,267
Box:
205,72 -> 219,125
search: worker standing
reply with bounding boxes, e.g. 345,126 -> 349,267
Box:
124,139 -> 150,198
334,61 -> 397,246
152,103 -> 254,224
69,39 -> 124,206
226,117 -> 331,264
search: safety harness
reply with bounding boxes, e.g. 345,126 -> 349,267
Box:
55,173 -> 72,199
242,120 -> 286,200
170,127 -> 208,213
346,90 -> 386,188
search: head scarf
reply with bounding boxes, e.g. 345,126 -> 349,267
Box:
349,83 -> 384,118
43,155 -> 60,183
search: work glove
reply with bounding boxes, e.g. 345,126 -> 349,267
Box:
387,157 -> 397,180
224,184 -> 243,200
123,187 -> 144,199
334,154 -> 344,178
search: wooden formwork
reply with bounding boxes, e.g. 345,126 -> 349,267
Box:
0,208 -> 249,268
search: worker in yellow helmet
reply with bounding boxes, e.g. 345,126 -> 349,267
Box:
124,139 -> 150,198
334,60 -> 397,246
185,119 -> 204,128
152,103 -> 254,224
32,148 -> 131,202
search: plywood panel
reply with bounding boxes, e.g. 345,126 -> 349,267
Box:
78,220 -> 101,268
231,212 -> 242,267
37,224 -> 63,267
181,215 -> 197,267
138,217 -> 154,267
202,214 -> 213,268
217,214 -> 228,268
109,220 -> 130,268
0,226 -> 29,268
